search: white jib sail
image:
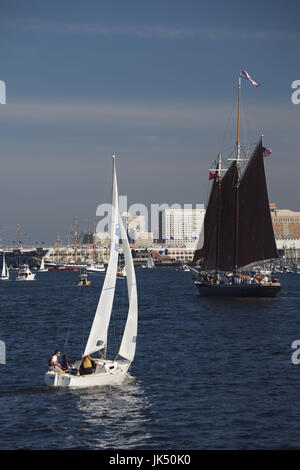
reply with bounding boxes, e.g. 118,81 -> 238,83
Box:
83,156 -> 120,356
40,257 -> 45,270
117,213 -> 138,363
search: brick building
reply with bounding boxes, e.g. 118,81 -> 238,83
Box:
270,204 -> 300,239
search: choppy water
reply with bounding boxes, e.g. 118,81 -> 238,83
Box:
0,268 -> 300,450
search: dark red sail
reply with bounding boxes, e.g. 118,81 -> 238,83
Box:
193,161 -> 238,270
193,178 -> 218,267
237,139 -> 278,268
218,161 -> 239,271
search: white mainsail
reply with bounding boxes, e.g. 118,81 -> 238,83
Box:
83,156 -> 120,356
117,214 -> 138,363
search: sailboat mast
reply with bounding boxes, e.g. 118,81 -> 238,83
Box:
215,154 -> 222,274
236,75 -> 241,161
234,75 -> 242,271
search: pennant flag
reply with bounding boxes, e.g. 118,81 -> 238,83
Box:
209,172 -> 217,180
262,146 -> 272,157
240,69 -> 260,87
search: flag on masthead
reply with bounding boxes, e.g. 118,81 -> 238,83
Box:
240,69 -> 260,87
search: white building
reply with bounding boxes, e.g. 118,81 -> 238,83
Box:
162,206 -> 205,247
122,212 -> 153,244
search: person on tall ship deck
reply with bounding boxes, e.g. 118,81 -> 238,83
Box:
198,272 -> 280,286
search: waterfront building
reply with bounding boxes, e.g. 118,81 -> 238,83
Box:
270,204 -> 300,239
161,207 -> 205,247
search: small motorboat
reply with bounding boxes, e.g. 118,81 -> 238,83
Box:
16,264 -> 36,281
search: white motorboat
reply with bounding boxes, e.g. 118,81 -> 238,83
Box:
86,263 -> 105,273
16,264 -> 36,281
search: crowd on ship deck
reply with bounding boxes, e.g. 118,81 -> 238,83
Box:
198,272 -> 280,286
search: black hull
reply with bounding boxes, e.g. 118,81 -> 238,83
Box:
195,281 -> 281,297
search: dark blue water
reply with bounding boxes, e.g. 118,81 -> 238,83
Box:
0,268 -> 300,450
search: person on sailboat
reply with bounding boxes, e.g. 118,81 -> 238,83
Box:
48,350 -> 64,374
61,353 -> 71,371
80,355 -> 97,375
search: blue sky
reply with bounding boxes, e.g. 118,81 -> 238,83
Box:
0,0 -> 299,243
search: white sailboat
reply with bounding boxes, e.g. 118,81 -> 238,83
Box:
45,156 -> 138,388
0,253 -> 9,280
38,257 -> 48,272
146,253 -> 155,269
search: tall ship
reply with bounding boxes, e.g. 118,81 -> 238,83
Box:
193,70 -> 281,297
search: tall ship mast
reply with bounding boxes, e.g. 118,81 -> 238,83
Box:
193,70 -> 281,297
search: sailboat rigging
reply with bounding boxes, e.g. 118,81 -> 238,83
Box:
193,71 -> 281,297
45,155 -> 138,387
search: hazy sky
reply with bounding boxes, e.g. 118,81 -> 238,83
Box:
0,0 -> 299,244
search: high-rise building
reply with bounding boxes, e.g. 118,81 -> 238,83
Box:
161,206 -> 205,247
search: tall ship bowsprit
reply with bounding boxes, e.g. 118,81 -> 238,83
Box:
193,70 -> 281,297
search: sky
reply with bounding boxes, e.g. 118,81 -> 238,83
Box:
0,0 -> 299,244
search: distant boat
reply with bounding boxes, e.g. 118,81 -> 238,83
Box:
86,263 -> 105,273
38,257 -> 48,272
45,155 -> 138,387
146,253 -> 155,269
76,272 -> 91,286
0,253 -> 9,280
48,264 -> 81,271
16,264 -> 36,281
193,71 -> 281,297
117,265 -> 127,278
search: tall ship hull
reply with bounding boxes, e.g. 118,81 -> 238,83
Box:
195,280 -> 280,297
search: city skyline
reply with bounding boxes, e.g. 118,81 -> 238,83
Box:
0,0 -> 300,243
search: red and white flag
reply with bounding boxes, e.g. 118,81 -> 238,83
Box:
262,147 -> 272,157
240,69 -> 260,87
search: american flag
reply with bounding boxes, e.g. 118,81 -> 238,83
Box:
240,69 -> 260,87
262,146 -> 272,157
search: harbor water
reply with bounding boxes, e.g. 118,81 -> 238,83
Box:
0,268 -> 300,449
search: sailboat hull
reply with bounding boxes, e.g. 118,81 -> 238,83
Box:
44,361 -> 130,388
195,281 -> 281,297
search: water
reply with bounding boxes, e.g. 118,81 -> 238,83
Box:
0,268 -> 300,450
